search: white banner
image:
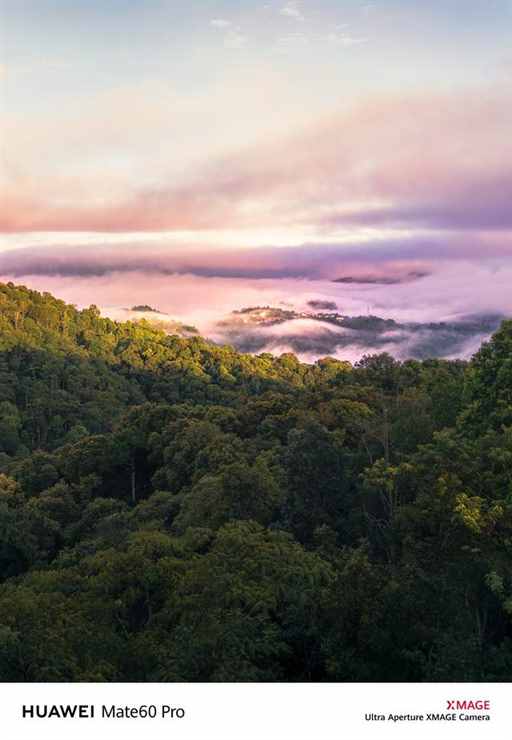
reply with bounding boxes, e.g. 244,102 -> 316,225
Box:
0,682 -> 507,739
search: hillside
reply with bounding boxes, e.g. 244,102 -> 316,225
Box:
216,306 -> 504,360
0,281 -> 512,681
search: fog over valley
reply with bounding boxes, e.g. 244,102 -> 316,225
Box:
1,242 -> 510,363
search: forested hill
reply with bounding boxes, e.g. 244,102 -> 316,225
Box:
1,280 -> 512,682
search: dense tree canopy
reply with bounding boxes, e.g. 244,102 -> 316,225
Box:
0,281 -> 511,681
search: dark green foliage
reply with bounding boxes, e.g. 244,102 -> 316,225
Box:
0,281 -> 511,681
131,305 -> 160,313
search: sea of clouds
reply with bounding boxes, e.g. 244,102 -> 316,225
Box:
1,241 -> 511,363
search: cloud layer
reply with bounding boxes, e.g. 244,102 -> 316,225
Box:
2,90 -> 511,240
2,243 -> 511,363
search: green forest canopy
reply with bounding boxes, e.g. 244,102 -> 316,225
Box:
0,281 -> 511,681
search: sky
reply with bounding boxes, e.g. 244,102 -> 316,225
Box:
1,1 -> 512,360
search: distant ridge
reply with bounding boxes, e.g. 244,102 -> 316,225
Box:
333,270 -> 430,285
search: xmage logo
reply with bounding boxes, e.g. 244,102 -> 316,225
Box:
446,700 -> 490,711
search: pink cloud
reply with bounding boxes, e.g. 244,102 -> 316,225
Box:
1,88 -> 511,235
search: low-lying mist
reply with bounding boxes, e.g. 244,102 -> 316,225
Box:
1,243 -> 511,363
